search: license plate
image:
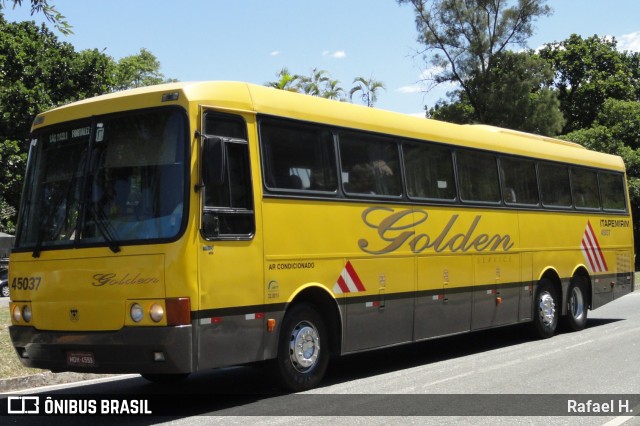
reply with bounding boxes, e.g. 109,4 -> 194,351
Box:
67,351 -> 96,367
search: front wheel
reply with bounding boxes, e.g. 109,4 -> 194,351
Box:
273,303 -> 329,392
563,276 -> 589,331
531,279 -> 559,339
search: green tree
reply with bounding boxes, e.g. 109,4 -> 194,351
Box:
266,68 -> 350,101
398,0 -> 551,122
349,76 -> 385,107
0,17 -> 115,232
539,34 -> 640,133
563,98 -> 640,261
321,79 -> 346,101
430,50 -> 564,135
265,67 -> 303,92
1,0 -> 71,34
0,16 -> 171,232
114,48 -> 168,90
300,68 -> 330,96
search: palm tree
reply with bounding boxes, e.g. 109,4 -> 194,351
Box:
301,68 -> 330,96
322,79 -> 346,101
265,67 -> 302,92
349,76 -> 386,107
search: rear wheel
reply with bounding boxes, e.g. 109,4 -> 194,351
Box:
531,279 -> 558,339
563,276 -> 589,331
273,303 -> 329,392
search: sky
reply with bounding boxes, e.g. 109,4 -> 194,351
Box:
5,0 -> 640,117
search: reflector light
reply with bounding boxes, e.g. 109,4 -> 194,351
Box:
267,318 -> 276,332
166,298 -> 191,326
153,352 -> 166,362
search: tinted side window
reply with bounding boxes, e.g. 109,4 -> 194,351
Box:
339,132 -> 402,197
403,142 -> 456,201
539,162 -> 572,207
202,112 -> 254,239
457,150 -> 500,203
500,157 -> 539,205
260,119 -> 337,193
572,167 -> 600,209
599,172 -> 627,211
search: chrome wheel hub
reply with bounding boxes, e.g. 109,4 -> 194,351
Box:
569,287 -> 585,320
289,321 -> 320,372
538,292 -> 556,327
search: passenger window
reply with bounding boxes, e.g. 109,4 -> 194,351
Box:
260,118 -> 337,193
202,112 -> 254,239
339,132 -> 402,197
499,157 -> 539,205
572,167 -> 600,209
539,162 -> 572,208
457,150 -> 500,203
403,142 -> 455,201
599,172 -> 627,211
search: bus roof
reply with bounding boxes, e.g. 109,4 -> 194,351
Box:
33,81 -> 625,172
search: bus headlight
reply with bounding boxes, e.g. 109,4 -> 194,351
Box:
130,303 -> 144,323
22,306 -> 32,323
12,305 -> 22,322
149,303 -> 164,322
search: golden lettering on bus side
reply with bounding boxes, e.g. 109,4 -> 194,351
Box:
91,273 -> 160,287
358,206 -> 514,255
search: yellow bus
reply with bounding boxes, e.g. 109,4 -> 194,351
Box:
9,81 -> 634,391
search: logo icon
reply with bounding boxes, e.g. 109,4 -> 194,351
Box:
69,308 -> 79,322
8,396 -> 40,414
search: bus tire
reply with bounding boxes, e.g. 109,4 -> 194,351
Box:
274,303 -> 329,392
140,373 -> 189,384
531,279 -> 558,339
563,276 -> 589,332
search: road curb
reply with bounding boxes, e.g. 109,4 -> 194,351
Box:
0,372 -> 117,393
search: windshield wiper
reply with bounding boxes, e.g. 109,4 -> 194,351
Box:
91,205 -> 121,253
31,189 -> 68,258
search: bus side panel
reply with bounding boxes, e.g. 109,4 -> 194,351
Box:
592,275 -> 614,309
614,251 -> 633,299
592,250 -> 634,309
415,255 -> 472,339
342,257 -> 414,352
471,253 -> 521,330
518,252 -> 534,322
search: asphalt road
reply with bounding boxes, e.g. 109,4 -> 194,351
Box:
4,291 -> 640,425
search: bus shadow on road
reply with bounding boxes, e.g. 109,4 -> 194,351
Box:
30,317 -> 625,419
321,317 -> 624,388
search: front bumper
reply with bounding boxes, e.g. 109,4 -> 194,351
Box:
9,325 -> 193,374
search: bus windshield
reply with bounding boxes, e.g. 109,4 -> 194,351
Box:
16,108 -> 187,254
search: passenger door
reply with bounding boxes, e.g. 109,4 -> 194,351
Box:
197,110 -> 264,369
